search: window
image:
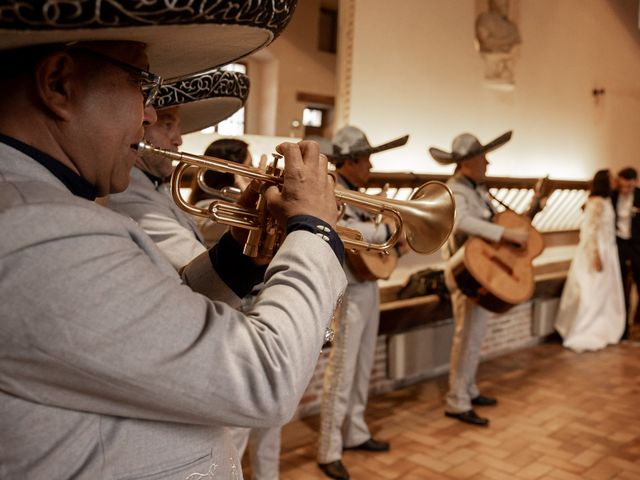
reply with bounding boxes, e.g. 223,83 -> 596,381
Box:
303,108 -> 323,128
201,63 -> 247,135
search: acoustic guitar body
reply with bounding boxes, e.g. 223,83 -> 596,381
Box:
452,210 -> 544,313
346,249 -> 398,281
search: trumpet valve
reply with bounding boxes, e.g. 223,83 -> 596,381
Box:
258,219 -> 283,258
271,153 -> 283,168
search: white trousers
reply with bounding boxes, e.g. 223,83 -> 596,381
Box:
317,280 -> 380,463
230,427 -> 282,480
444,269 -> 490,413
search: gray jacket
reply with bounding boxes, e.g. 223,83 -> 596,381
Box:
0,142 -> 346,479
337,175 -> 390,285
107,167 -> 207,270
446,174 -> 504,255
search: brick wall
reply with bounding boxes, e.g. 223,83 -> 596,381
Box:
292,300 -> 543,419
481,301 -> 540,357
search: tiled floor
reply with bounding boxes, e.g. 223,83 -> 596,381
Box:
246,329 -> 640,480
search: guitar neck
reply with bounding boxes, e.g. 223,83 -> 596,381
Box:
524,177 -> 550,220
524,198 -> 543,220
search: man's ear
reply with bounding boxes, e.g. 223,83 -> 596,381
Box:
34,52 -> 77,121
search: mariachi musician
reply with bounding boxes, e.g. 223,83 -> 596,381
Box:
429,131 -> 529,426
317,126 -> 408,480
107,71 -> 283,480
107,69 -> 249,269
0,0 -> 351,477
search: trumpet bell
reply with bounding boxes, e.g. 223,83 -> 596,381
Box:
402,182 -> 456,255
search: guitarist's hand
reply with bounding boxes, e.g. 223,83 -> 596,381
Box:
534,194 -> 549,211
502,227 -> 529,248
526,176 -> 551,218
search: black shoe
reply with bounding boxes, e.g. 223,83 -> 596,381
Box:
471,394 -> 497,406
318,460 -> 349,480
445,409 -> 489,426
344,437 -> 390,452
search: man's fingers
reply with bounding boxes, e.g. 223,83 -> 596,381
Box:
258,154 -> 268,170
319,152 -> 330,177
275,140 -> 329,181
275,142 -> 303,174
237,180 -> 261,207
298,140 -> 325,175
263,184 -> 281,204
298,140 -> 320,161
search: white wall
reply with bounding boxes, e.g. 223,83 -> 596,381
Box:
345,0 -> 640,180
244,0 -> 337,137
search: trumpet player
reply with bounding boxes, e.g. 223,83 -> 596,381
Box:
0,3 -> 346,477
107,70 -> 251,269
317,126 -> 408,480
107,74 -> 302,480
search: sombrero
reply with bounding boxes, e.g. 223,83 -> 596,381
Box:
327,126 -> 409,163
0,0 -> 297,78
429,131 -> 512,165
153,69 -> 250,134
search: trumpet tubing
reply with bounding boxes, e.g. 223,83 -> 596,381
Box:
135,142 -> 455,258
196,168 -> 242,202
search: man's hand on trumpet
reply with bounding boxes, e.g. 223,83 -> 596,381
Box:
228,140 -> 341,264
265,140 -> 339,228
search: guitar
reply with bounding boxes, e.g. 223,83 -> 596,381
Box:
450,177 -> 550,313
346,249 -> 398,281
339,182 -> 400,281
337,223 -> 399,281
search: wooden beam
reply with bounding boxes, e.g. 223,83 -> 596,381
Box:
296,92 -> 335,106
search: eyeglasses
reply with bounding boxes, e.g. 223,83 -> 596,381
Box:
68,46 -> 163,107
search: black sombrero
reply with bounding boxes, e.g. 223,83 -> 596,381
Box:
153,69 -> 250,134
429,131 -> 512,165
327,126 -> 409,163
0,0 -> 297,78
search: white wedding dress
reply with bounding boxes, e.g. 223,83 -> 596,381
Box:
555,196 -> 626,352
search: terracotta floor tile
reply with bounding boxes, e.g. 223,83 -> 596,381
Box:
405,452 -> 451,473
514,461 -> 554,479
571,449 -> 605,468
443,459 -> 486,478
546,468 -> 587,480
257,342 -> 640,480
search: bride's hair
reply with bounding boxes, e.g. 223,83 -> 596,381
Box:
589,169 -> 611,198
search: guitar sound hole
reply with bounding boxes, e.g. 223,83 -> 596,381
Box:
483,250 -> 515,277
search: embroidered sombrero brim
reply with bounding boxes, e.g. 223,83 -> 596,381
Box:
154,69 -> 250,134
429,131 -> 512,165
328,135 -> 409,163
0,0 -> 297,79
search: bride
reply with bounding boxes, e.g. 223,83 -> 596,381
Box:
555,169 -> 626,352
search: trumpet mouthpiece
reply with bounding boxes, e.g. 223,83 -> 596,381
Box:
135,141 -> 152,153
133,141 -> 182,163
